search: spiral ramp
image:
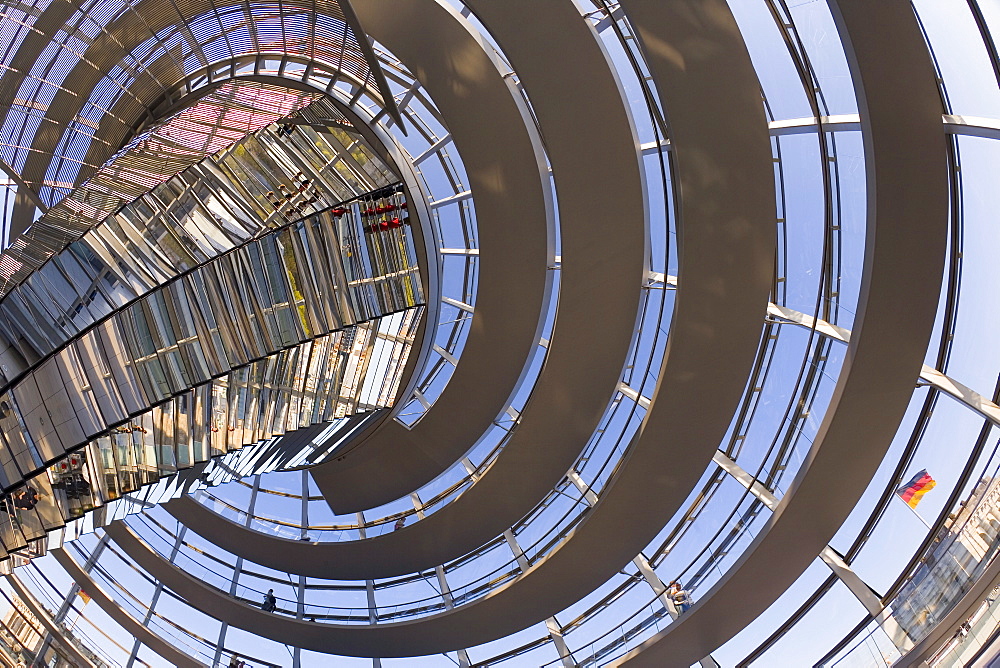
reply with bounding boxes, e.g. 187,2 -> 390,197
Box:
0,1 -> 998,667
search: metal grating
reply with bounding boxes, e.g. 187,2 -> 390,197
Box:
0,80 -> 321,296
0,0 -> 399,234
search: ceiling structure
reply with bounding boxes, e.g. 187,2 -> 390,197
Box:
0,0 -> 997,666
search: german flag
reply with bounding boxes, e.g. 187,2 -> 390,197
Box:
77,589 -> 91,605
897,469 -> 936,509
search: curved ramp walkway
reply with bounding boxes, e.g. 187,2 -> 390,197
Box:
169,0 -> 647,580
107,0 -> 776,655
4,0 -> 554,516
308,0 -> 561,511
52,547 -> 206,668
615,0 -> 949,664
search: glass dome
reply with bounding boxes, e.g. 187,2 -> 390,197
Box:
0,1 -> 996,666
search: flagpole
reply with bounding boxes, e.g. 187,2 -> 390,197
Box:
896,487 -> 977,580
68,606 -> 82,634
69,586 -> 89,634
896,494 -> 933,530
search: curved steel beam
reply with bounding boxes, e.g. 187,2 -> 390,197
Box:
39,0 -> 551,568
7,573 -> 98,668
170,0 -> 647,579
108,0 -> 775,655
616,0 -> 949,664
52,547 -> 206,668
6,4 -> 509,513
307,0 -> 555,511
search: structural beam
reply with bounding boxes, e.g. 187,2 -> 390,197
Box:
0,0 -> 553,518
52,547 -> 206,668
112,0 -> 775,655
7,574 -> 98,668
309,0 -> 563,512
171,0 -> 647,581
617,0 -> 949,663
